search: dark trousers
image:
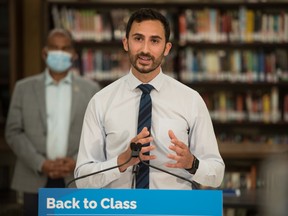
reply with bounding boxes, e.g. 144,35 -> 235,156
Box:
23,178 -> 65,216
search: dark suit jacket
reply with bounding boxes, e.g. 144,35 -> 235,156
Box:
5,71 -> 100,193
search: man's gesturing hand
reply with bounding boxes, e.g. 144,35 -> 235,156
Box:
166,130 -> 194,169
117,127 -> 156,172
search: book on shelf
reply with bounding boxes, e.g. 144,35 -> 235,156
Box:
198,87 -> 282,123
179,48 -> 288,83
81,48 -> 129,81
51,6 -> 113,41
110,8 -> 130,41
50,6 -> 177,43
220,171 -> 253,193
159,9 -> 175,41
178,6 -> 288,43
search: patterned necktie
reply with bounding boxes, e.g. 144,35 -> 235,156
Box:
136,84 -> 154,189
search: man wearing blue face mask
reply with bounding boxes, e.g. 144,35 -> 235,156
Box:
5,28 -> 100,216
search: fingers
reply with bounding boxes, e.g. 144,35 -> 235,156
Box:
54,158 -> 76,172
118,127 -> 155,172
139,145 -> 156,161
166,152 -> 193,169
44,158 -> 76,178
168,129 -> 187,149
131,127 -> 153,144
166,130 -> 193,169
130,127 -> 155,160
133,127 -> 155,161
41,160 -> 56,174
168,129 -> 176,140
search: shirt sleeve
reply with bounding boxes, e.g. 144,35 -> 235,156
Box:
74,96 -> 122,188
189,93 -> 225,188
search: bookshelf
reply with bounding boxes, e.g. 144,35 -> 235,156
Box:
42,1 -> 288,215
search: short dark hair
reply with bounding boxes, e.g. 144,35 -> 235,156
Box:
125,8 -> 170,42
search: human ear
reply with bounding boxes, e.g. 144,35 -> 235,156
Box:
122,37 -> 128,52
164,42 -> 172,57
42,47 -> 48,61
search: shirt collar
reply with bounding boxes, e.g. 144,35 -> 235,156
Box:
126,69 -> 165,92
45,68 -> 72,86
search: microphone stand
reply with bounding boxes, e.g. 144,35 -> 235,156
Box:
131,164 -> 139,189
130,142 -> 142,189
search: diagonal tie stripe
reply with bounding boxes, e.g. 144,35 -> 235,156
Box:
136,84 -> 153,189
138,104 -> 152,133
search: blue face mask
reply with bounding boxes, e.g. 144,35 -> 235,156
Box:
46,50 -> 73,73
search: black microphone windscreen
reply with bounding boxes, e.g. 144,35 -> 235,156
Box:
130,142 -> 142,157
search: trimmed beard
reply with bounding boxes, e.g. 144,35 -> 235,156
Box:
127,47 -> 166,74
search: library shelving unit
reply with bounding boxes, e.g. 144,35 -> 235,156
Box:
42,0 -> 288,215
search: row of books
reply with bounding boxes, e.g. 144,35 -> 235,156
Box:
179,48 -> 288,82
79,47 -> 288,83
81,48 -> 130,80
51,5 -> 288,44
52,6 -> 114,41
221,160 -> 288,193
51,6 -> 174,41
179,7 -> 288,43
201,88 -> 285,123
80,49 -> 176,81
221,171 -> 254,190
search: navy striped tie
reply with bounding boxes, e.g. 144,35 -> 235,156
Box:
136,84 -> 154,189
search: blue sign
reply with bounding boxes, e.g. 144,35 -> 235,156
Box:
39,188 -> 222,216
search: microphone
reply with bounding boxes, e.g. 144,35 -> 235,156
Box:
66,149 -> 135,188
130,142 -> 142,189
130,142 -> 142,157
133,143 -> 200,189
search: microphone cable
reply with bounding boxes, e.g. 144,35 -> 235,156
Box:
66,155 -> 133,188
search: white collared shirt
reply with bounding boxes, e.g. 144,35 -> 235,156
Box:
75,70 -> 224,189
45,69 -> 72,160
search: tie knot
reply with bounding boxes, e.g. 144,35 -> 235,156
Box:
138,84 -> 154,94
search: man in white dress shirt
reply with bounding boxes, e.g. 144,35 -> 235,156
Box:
75,8 -> 225,189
